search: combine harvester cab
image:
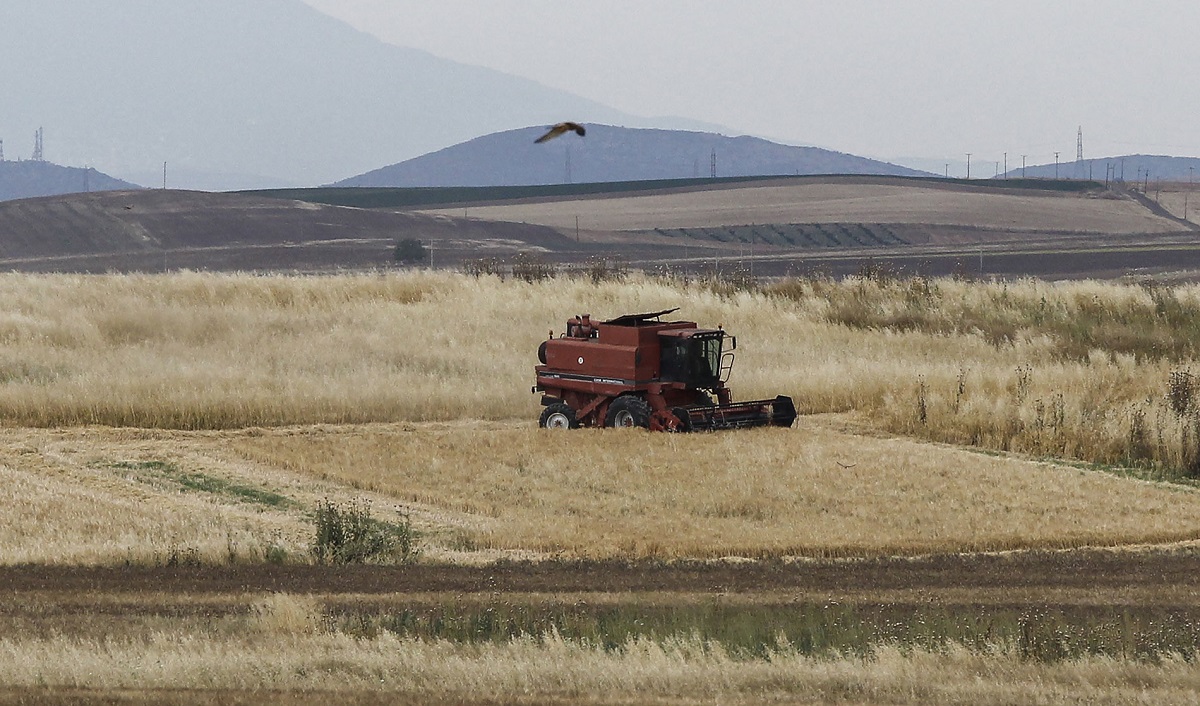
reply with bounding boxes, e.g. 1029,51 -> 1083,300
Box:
534,308 -> 796,431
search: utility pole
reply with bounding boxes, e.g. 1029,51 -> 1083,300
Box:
1186,166 -> 1193,221
1022,155 -> 1027,178
1003,152 -> 1007,179
944,163 -> 949,178
1076,125 -> 1084,179
965,153 -> 971,179
1054,152 -> 1060,179
163,162 -> 168,189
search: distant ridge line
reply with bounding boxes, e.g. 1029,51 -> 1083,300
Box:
249,174 -> 1103,211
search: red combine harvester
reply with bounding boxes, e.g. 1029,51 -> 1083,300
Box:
533,308 -> 796,431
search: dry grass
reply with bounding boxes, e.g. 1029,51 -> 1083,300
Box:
7,270 -> 1200,703
5,271 -> 1200,561
5,271 -> 1200,562
1155,184 -> 1198,225
422,179 -> 1181,233
0,612 -> 1197,706
230,422 -> 1200,559
0,270 -> 716,428
5,420 -> 1200,565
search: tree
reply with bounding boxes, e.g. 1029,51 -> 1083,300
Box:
394,238 -> 428,265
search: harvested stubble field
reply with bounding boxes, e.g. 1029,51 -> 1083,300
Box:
422,177 -> 1181,234
5,270 -> 1200,704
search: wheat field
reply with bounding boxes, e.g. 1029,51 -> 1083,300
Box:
3,271 -> 1200,564
1,269 -> 1199,473
8,419 -> 1200,566
6,270 -> 1200,705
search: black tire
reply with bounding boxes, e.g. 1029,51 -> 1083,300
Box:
772,395 -> 798,428
605,396 -> 651,428
539,402 -> 578,429
671,407 -> 694,433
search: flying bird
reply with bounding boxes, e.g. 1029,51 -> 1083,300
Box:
535,122 -> 586,144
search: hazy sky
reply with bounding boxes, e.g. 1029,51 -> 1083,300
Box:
301,0 -> 1200,172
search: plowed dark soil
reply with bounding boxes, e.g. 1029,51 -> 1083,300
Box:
4,548 -> 1197,605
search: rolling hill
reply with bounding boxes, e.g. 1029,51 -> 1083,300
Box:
1005,155 -> 1200,182
333,125 -> 931,187
0,189 -> 571,273
0,160 -> 140,202
0,176 -> 1195,279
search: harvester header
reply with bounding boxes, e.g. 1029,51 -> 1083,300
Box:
533,309 -> 795,431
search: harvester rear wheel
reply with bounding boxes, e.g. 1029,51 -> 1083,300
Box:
539,402 -> 578,429
605,396 -> 651,429
650,407 -> 693,432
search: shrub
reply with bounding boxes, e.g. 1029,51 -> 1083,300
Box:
460,257 -> 505,278
310,498 -> 417,565
394,238 -> 429,265
510,252 -> 557,283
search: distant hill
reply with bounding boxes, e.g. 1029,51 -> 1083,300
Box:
333,125 -> 932,187
3,176 -> 1197,280
0,1 -> 724,190
0,161 -> 140,202
1004,155 -> 1200,182
0,189 -> 569,272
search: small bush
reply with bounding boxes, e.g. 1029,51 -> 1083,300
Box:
578,256 -> 628,284
460,257 -> 505,278
310,498 -> 417,565
510,252 -> 557,283
394,238 -> 429,265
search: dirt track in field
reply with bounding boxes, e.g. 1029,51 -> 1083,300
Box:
4,548 -> 1199,606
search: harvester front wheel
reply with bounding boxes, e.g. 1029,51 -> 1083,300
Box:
605,396 -> 651,429
539,402 -> 579,429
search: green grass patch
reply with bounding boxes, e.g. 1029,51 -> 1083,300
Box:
107,460 -> 292,508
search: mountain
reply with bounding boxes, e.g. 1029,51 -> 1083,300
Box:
333,125 -> 932,187
0,161 -> 141,202
0,1 -> 721,191
1003,155 -> 1200,182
